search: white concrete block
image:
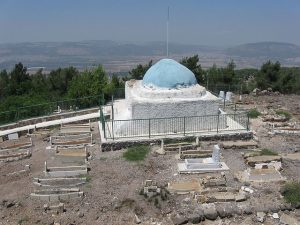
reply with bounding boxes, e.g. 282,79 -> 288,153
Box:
8,133 -> 18,140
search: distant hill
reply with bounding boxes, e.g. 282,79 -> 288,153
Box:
0,40 -> 219,70
1,40 -> 300,71
226,42 -> 300,59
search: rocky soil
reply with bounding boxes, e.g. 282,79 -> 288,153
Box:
0,94 -> 299,225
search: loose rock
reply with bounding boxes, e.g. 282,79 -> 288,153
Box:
77,211 -> 84,218
256,212 -> 266,223
203,204 -> 218,220
171,214 -> 188,225
280,213 -> 299,225
134,214 -> 141,224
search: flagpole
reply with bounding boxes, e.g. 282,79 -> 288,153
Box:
167,6 -> 169,58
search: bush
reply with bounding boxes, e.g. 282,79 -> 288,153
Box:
247,108 -> 261,118
260,148 -> 278,156
154,197 -> 161,208
276,110 -> 291,120
85,175 -> 92,182
18,216 -> 29,224
139,188 -> 144,195
282,182 -> 300,205
123,145 -> 150,161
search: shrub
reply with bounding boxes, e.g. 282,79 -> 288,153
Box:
276,110 -> 291,120
123,145 -> 150,161
282,182 -> 300,205
247,108 -> 261,118
154,197 -> 161,208
18,216 -> 29,224
85,175 -> 92,182
260,148 -> 278,156
139,188 -> 144,196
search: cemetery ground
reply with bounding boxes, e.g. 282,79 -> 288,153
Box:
0,94 -> 299,225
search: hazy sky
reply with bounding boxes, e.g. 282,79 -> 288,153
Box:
0,0 -> 299,46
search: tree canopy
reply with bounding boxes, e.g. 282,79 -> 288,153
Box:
128,60 -> 152,80
180,55 -> 205,84
0,58 -> 299,124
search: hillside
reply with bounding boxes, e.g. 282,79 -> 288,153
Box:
0,40 -> 219,70
226,42 -> 300,58
1,41 -> 300,71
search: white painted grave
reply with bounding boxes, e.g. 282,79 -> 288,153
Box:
178,145 -> 229,173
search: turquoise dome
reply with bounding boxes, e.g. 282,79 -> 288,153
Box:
143,58 -> 197,88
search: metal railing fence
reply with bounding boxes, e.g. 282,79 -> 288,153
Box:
0,95 -> 101,126
101,112 -> 249,140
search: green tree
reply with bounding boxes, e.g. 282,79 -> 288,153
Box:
180,55 -> 204,84
48,67 -> 79,95
8,63 -> 32,96
0,70 -> 9,99
111,74 -> 121,89
206,63 -> 223,91
256,61 -> 281,89
277,67 -> 300,94
68,65 -> 109,98
222,60 -> 236,84
128,60 -> 152,80
31,69 -> 48,95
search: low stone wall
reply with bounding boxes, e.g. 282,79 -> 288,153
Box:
101,132 -> 253,152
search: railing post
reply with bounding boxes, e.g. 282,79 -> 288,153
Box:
111,96 -> 114,121
75,98 -> 78,111
223,96 -> 226,110
217,113 -> 220,133
100,106 -> 106,139
234,104 -> 237,121
111,100 -> 115,140
183,117 -> 186,136
103,122 -> 106,139
15,110 -> 19,122
246,114 -> 250,131
112,119 -> 114,140
148,119 -> 151,138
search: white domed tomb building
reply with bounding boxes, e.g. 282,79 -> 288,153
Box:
110,59 -> 228,137
126,59 -> 221,118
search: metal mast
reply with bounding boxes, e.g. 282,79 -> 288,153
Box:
167,6 -> 169,57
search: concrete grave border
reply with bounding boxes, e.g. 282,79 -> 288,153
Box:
60,122 -> 91,135
50,133 -> 92,147
0,138 -> 32,151
44,161 -> 88,177
33,177 -> 87,187
31,188 -> 84,201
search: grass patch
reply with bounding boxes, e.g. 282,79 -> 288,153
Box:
247,108 -> 261,118
85,175 -> 92,182
276,110 -> 291,120
282,181 -> 300,205
260,148 -> 278,156
48,124 -> 61,131
123,145 -> 150,161
79,174 -> 92,182
18,216 -> 29,224
99,157 -> 107,161
85,184 -> 92,188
